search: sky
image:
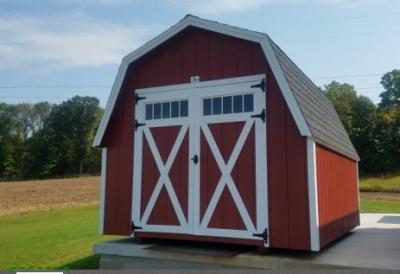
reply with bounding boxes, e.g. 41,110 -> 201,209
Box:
0,0 -> 399,107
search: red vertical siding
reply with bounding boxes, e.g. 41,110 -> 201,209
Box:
101,26 -> 311,250
316,144 -> 359,248
266,68 -> 310,250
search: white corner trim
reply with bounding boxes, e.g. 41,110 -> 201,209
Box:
92,15 -> 312,147
99,148 -> 107,234
93,63 -> 128,147
307,139 -> 320,251
260,37 -> 311,137
356,162 -> 360,211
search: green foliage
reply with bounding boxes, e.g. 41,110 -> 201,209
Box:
324,81 -> 358,132
324,82 -> 378,174
0,205 -> 118,269
0,97 -> 103,180
380,69 -> 400,108
324,71 -> 400,175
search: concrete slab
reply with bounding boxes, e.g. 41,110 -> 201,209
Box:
94,213 -> 400,270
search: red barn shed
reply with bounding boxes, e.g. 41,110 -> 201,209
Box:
93,15 -> 360,252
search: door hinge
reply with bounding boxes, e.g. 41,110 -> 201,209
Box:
251,78 -> 266,92
135,93 -> 146,105
130,221 -> 142,233
251,108 -> 266,123
253,228 -> 268,243
135,119 -> 146,130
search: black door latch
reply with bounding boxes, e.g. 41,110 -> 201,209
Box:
191,154 -> 199,165
251,109 -> 266,123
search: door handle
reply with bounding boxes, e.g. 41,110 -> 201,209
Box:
191,154 -> 199,165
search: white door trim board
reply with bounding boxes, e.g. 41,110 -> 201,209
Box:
99,148 -> 107,234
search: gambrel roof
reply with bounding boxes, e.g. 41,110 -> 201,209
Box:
93,14 -> 359,161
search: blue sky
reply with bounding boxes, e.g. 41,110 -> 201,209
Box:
0,0 -> 399,106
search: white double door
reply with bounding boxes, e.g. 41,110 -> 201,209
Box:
132,74 -> 268,241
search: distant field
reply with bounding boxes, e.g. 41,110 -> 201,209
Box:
0,176 -> 100,217
360,175 -> 400,193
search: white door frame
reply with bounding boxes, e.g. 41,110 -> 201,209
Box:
131,74 -> 268,243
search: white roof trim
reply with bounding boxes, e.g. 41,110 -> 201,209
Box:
93,15 -> 311,147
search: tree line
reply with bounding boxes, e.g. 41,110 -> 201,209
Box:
324,69 -> 400,175
0,96 -> 103,180
0,70 -> 398,180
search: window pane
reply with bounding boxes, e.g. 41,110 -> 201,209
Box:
162,102 -> 170,118
203,98 -> 212,116
244,94 -> 254,112
171,101 -> 179,118
223,96 -> 232,114
154,103 -> 161,119
145,104 -> 153,120
233,95 -> 243,113
180,100 -> 188,117
213,97 -> 222,115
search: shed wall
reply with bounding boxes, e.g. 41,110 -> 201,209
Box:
101,27 -> 310,250
316,144 -> 359,248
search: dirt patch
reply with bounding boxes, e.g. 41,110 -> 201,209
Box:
360,192 -> 400,202
0,176 -> 100,216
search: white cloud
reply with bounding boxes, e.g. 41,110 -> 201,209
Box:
0,13 -> 163,70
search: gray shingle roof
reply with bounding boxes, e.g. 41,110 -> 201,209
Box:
270,41 -> 360,161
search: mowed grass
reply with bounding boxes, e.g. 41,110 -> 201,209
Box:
0,204 -> 118,270
359,175 -> 400,213
360,199 -> 400,213
360,174 -> 400,193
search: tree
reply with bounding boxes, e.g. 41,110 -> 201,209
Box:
380,70 -> 400,109
324,81 -> 357,132
324,81 -> 378,174
351,96 -> 378,173
42,96 -> 101,175
0,103 -> 19,178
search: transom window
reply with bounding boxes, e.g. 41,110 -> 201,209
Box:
145,100 -> 188,120
203,94 -> 254,116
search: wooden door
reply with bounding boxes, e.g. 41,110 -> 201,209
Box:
132,89 -> 192,234
194,79 -> 268,241
132,74 -> 268,243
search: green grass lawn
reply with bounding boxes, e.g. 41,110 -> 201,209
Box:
360,199 -> 400,213
360,174 -> 400,192
0,204 -> 118,270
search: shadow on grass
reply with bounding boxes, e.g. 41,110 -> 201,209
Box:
59,254 -> 100,270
